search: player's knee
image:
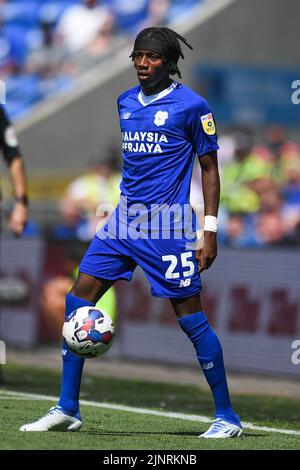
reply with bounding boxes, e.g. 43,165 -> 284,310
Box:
170,294 -> 202,317
69,273 -> 99,303
69,272 -> 112,304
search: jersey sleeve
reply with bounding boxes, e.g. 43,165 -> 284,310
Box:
185,97 -> 219,157
0,106 -> 21,163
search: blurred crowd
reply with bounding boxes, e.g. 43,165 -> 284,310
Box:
53,153 -> 121,241
0,0 -> 202,119
216,126 -> 300,248
48,125 -> 300,249
1,1 -> 299,249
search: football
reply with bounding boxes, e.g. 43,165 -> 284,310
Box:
62,306 -> 115,358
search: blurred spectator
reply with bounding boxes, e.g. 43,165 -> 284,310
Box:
0,13 -> 27,75
86,14 -> 115,58
53,155 -> 121,241
290,221 -> 300,246
255,211 -> 289,247
109,0 -> 171,37
108,0 -> 149,36
221,131 -> 261,214
281,160 -> 300,236
65,155 -> 121,212
250,178 -> 282,213
139,0 -> 170,30
279,141 -> 300,168
26,11 -> 69,78
265,124 -> 286,160
51,198 -> 89,241
56,0 -> 114,54
282,160 -> 300,206
40,245 -> 117,340
218,213 -> 259,248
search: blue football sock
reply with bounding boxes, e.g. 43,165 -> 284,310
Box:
58,293 -> 95,416
178,311 -> 240,425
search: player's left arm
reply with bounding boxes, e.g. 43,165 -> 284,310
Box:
197,150 -> 220,273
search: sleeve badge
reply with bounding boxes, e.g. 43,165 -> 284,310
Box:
201,113 -> 216,135
4,126 -> 18,147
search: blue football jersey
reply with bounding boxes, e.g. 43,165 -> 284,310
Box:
84,83 -> 217,296
115,81 -> 219,234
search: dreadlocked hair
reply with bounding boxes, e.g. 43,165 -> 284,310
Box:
131,27 -> 193,79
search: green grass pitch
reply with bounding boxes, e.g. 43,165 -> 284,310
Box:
0,364 -> 300,450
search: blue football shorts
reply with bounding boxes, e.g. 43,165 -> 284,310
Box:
79,224 -> 201,298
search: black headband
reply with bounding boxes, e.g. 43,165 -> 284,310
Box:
132,38 -> 172,58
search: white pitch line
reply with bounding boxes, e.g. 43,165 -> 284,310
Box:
1,389 -> 300,437
0,396 -> 36,400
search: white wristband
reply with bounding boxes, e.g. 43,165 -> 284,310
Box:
204,215 -> 218,232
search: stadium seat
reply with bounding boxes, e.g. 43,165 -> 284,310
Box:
2,25 -> 28,69
2,2 -> 42,28
167,0 -> 202,22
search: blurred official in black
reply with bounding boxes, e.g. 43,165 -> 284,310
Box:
0,105 -> 28,235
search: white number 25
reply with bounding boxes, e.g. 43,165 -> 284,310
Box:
162,252 -> 195,279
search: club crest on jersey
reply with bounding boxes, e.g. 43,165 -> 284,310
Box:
154,111 -> 168,126
201,113 -> 216,135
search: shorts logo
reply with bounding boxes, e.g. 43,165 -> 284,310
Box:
179,279 -> 191,287
154,111 -> 168,126
201,113 -> 216,135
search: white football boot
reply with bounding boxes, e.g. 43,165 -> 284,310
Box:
199,418 -> 243,438
20,406 -> 82,432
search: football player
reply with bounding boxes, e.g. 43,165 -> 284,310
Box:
21,27 -> 242,438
